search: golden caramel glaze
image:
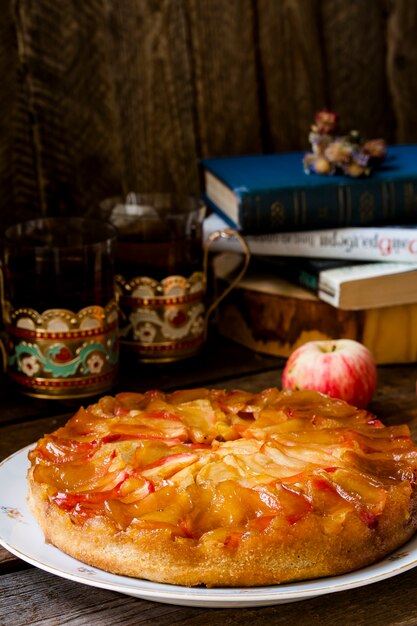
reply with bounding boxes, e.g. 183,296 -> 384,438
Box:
27,388 -> 417,586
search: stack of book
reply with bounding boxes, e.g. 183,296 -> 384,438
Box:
201,145 -> 417,364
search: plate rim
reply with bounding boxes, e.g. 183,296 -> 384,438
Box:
1,444 -> 417,605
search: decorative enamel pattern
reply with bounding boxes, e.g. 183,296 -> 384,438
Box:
116,272 -> 206,361
4,299 -> 119,398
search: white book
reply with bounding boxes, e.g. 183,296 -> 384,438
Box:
315,262 -> 417,309
213,249 -> 417,310
203,213 -> 417,263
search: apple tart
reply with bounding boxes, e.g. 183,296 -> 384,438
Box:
27,387 -> 417,587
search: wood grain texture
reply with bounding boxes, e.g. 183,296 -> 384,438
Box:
320,0 -> 396,142
13,0 -> 124,217
0,568 -> 191,626
187,0 -> 262,157
3,565 -> 417,626
386,0 -> 417,142
0,0 -> 416,227
256,0 -> 327,151
215,284 -> 417,365
106,0 -> 199,195
0,0 -> 39,232
0,545 -> 31,572
0,0 -> 18,229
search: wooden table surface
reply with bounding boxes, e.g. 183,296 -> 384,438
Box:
1,331 -> 417,626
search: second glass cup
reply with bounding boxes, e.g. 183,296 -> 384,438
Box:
101,193 -> 249,362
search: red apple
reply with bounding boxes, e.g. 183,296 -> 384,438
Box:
281,339 -> 377,408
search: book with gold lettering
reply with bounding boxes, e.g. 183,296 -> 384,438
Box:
201,145 -> 417,234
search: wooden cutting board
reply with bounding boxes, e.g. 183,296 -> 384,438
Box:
213,253 -> 417,364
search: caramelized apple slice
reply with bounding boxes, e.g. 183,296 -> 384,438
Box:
173,399 -> 219,443
318,468 -> 387,526
343,449 -> 417,482
189,480 -> 281,538
52,469 -> 128,508
273,483 -> 313,524
262,441 -> 319,476
195,459 -> 243,484
58,406 -> 117,437
131,488 -> 194,537
114,392 -> 146,415
140,452 -> 199,482
109,419 -> 188,442
168,388 -> 211,405
29,435 -> 100,465
32,449 -> 116,491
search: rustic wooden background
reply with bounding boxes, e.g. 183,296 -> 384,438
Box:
0,0 -> 416,232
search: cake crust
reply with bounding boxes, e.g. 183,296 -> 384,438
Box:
27,388 -> 417,587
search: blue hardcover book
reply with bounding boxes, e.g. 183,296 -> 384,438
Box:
201,145 -> 417,234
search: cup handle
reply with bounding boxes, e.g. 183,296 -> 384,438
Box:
203,228 -> 251,336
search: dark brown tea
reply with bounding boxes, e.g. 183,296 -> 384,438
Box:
101,193 -> 205,281
2,217 -> 116,312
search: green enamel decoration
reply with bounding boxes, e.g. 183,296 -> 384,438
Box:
8,332 -> 118,379
44,344 -> 82,377
11,343 -> 46,369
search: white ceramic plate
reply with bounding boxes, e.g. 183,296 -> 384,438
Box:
1,445 -> 417,608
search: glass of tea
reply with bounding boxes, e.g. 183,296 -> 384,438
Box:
1,217 -> 119,399
100,193 -> 249,362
